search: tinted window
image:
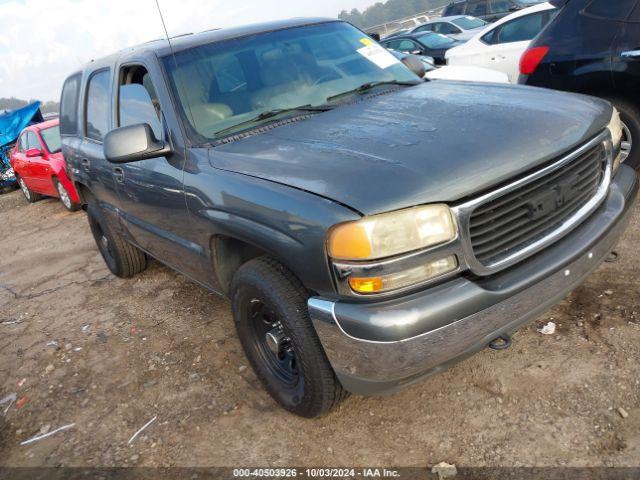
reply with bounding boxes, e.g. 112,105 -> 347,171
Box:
496,11 -> 545,43
583,0 -> 636,20
489,0 -> 512,14
452,16 -> 487,29
467,0 -> 488,16
434,23 -> 461,34
27,132 -> 41,151
631,2 -> 640,21
40,126 -> 62,154
414,24 -> 435,32
60,73 -> 81,136
446,3 -> 466,15
85,70 -> 111,142
416,33 -> 457,48
397,39 -> 420,52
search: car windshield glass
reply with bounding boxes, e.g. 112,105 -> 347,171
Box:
163,22 -> 419,142
40,126 -> 61,153
452,16 -> 487,29
416,32 -> 457,48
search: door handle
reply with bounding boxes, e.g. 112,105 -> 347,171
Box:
621,50 -> 640,58
113,167 -> 125,184
81,158 -> 90,172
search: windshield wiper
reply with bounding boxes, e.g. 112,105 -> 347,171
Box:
214,105 -> 332,137
327,80 -> 418,103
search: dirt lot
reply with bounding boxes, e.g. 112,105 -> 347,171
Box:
0,188 -> 639,469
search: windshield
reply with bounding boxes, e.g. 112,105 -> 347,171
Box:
163,22 -> 419,142
40,125 -> 61,153
415,32 -> 457,49
451,16 -> 487,30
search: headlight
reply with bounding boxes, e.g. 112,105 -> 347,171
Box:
608,108 -> 624,172
328,205 -> 457,261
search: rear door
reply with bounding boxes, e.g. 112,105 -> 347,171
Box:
80,68 -> 122,226
476,8 -> 554,82
612,0 -> 640,95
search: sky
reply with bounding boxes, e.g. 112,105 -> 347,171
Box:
0,0 -> 376,102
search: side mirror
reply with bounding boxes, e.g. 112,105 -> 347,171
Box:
401,54 -> 427,78
411,49 -> 423,56
509,5 -> 519,11
26,148 -> 42,158
104,123 -> 172,164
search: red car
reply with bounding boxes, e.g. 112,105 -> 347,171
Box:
10,119 -> 80,211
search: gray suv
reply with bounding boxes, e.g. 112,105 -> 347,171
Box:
60,18 -> 637,417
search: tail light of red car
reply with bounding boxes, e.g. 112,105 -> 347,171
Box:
520,46 -> 550,76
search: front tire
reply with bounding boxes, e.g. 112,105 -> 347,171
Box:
17,176 -> 41,203
55,179 -> 80,212
607,98 -> 640,171
86,203 -> 147,278
230,256 -> 347,418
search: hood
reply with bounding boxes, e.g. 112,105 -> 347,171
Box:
452,29 -> 482,41
209,82 -> 612,216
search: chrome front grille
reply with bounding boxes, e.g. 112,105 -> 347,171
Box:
454,131 -> 613,276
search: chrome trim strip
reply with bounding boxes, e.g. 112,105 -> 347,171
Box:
452,131 -> 613,276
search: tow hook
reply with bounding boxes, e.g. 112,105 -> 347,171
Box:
488,335 -> 512,351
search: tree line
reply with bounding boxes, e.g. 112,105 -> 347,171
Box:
0,97 -> 59,115
339,0 -> 451,28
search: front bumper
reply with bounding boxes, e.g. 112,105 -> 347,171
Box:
308,166 -> 639,396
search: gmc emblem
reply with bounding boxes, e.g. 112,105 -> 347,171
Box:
525,173 -> 580,220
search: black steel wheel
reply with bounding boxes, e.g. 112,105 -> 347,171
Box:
231,256 -> 348,418
86,203 -> 147,278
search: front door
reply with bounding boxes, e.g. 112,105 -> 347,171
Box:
111,62 -> 199,279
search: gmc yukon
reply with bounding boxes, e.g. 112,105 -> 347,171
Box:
60,19 -> 638,417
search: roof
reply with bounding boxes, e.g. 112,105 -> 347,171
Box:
85,17 -> 340,70
422,15 -> 469,22
30,118 -> 59,131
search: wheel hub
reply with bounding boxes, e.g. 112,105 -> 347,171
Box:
265,328 -> 286,355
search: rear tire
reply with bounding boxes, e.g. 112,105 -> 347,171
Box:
606,98 -> 640,171
86,203 -> 147,278
17,176 -> 41,203
54,179 -> 80,212
230,256 -> 347,418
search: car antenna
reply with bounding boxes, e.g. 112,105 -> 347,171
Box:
154,0 -> 197,131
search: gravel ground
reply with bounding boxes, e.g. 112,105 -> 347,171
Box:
0,188 -> 639,470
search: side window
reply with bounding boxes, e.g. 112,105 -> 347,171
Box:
85,70 -> 111,142
631,2 -> 640,21
397,40 -> 419,52
60,73 -> 81,136
415,24 -> 434,33
27,132 -> 41,151
118,65 -> 162,139
481,28 -> 497,44
583,0 -> 636,20
435,23 -> 461,34
447,3 -> 466,15
467,0 -> 488,17
489,0 -> 511,14
19,134 -> 28,152
496,12 -> 545,43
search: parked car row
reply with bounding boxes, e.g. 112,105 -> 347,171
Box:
6,14 -> 639,419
